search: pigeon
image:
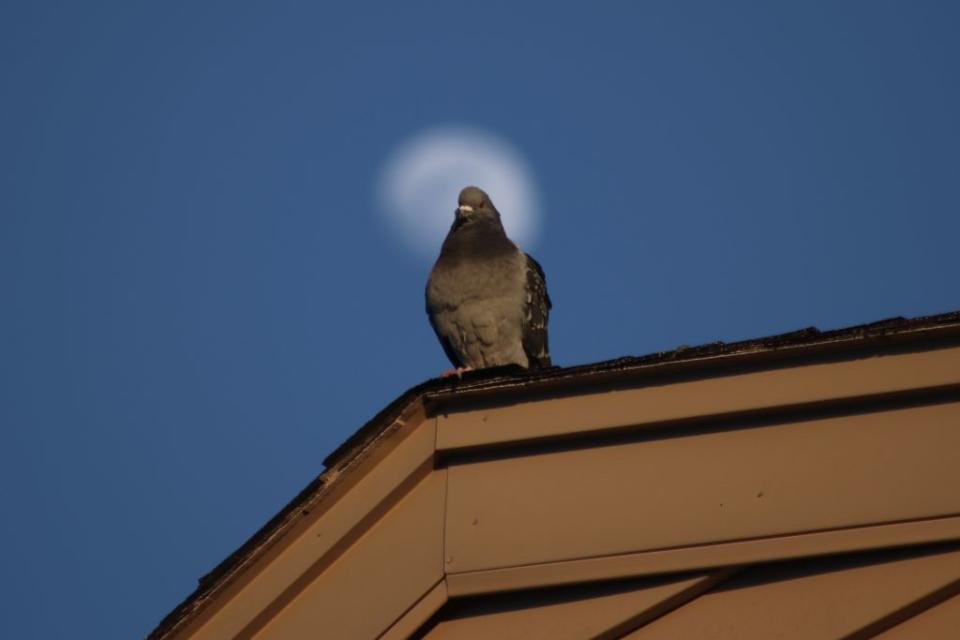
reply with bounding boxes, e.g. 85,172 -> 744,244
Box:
426,186 -> 551,375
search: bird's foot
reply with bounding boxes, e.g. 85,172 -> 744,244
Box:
441,366 -> 474,379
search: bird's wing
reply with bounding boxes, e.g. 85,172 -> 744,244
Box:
521,253 -> 552,368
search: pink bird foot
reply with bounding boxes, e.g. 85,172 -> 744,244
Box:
440,366 -> 474,379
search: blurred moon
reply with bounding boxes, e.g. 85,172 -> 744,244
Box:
377,126 -> 541,258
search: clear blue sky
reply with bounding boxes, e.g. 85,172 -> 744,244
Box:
2,2 -> 958,637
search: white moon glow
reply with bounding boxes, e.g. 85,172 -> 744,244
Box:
377,126 -> 541,258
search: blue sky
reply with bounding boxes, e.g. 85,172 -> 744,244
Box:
2,2 -> 958,637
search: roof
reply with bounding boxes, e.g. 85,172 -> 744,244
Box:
149,309 -> 960,639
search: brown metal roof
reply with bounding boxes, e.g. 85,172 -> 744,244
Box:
414,541 -> 960,639
148,309 -> 960,639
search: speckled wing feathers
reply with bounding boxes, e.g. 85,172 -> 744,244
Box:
521,253 -> 551,368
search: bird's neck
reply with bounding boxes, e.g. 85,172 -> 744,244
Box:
439,218 -> 514,262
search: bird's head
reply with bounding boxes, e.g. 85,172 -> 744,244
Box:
455,186 -> 500,224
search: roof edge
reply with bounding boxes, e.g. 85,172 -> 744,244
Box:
147,309 -> 960,639
425,311 -> 960,412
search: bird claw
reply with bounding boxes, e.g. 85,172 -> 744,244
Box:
441,367 -> 474,379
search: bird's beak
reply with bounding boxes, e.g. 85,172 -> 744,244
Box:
457,205 -> 474,215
